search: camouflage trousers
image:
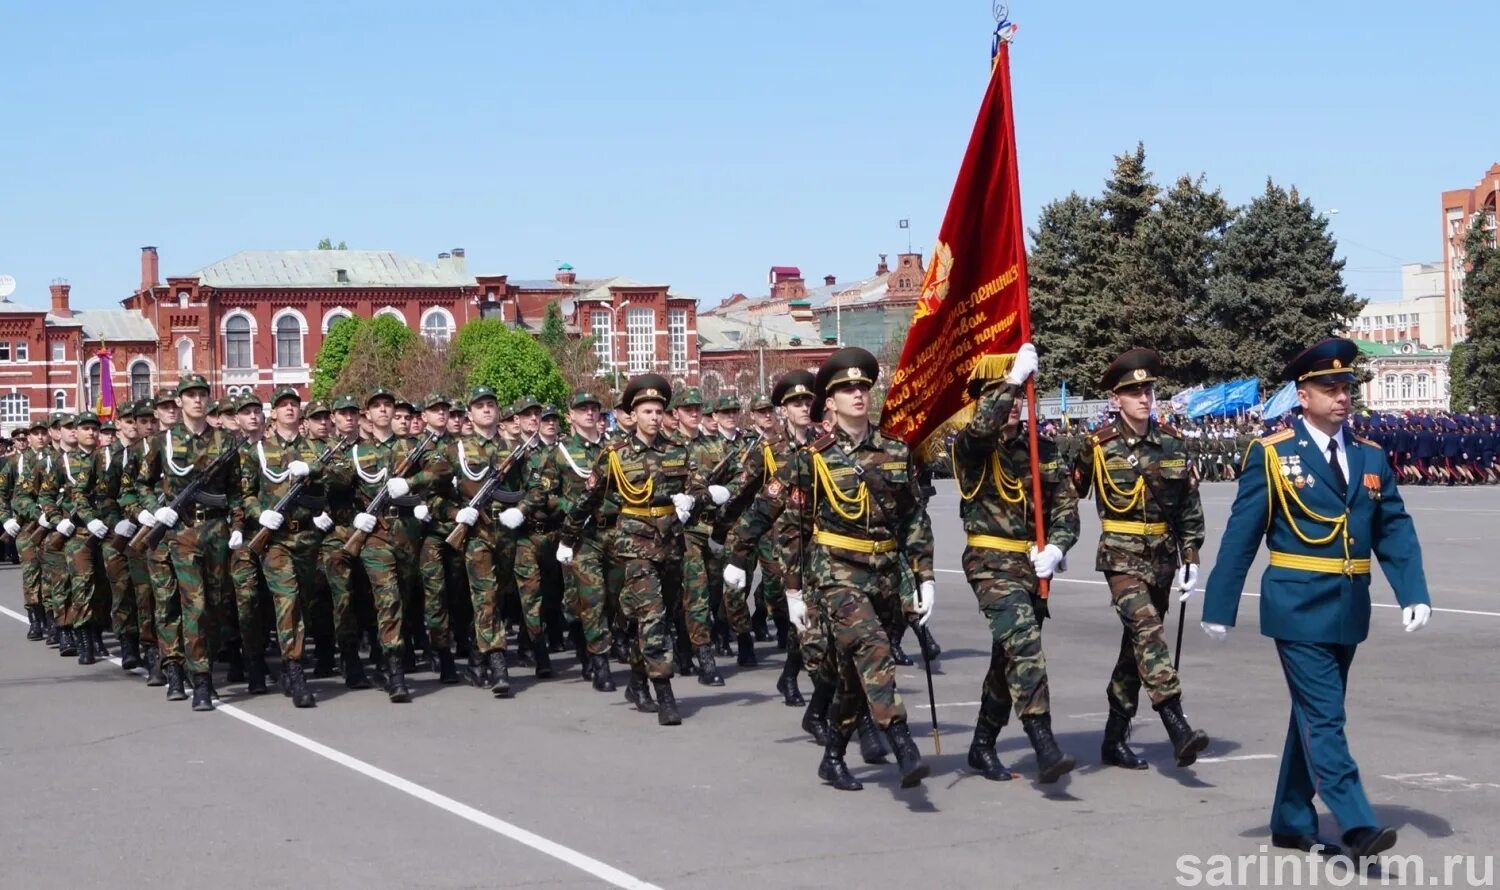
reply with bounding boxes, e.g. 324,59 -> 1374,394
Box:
105,534 -> 155,645
262,530 -> 321,662
810,546 -> 908,732
63,533 -> 101,629
604,530 -> 674,679
316,525 -> 360,645
160,517 -> 230,675
515,530 -> 562,643
463,525 -> 511,656
230,546 -> 263,658
148,536 -> 177,652
964,551 -> 1051,719
19,525 -> 45,608
417,528 -> 459,649
358,520 -> 412,658
671,533 -> 717,648
42,540 -> 68,618
1105,570 -> 1182,717
565,532 -> 612,656
743,533 -> 782,636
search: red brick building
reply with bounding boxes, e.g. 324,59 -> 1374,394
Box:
1441,162 -> 1500,345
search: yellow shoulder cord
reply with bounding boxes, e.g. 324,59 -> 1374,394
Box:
811,449 -> 869,526
952,440 -> 988,502
991,452 -> 1027,504
1092,443 -> 1145,513
762,443 -> 778,479
1262,444 -> 1351,558
607,448 -> 653,507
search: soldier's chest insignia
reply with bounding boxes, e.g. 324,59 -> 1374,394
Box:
765,480 -> 784,498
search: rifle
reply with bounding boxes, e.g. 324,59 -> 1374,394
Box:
343,429 -> 440,557
130,439 -> 240,554
45,513 -> 77,552
247,433 -> 356,556
1123,444 -> 1194,671
445,430 -> 540,549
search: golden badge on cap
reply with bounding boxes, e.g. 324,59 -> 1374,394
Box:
849,369 -> 864,381
1332,359 -> 1342,369
1133,368 -> 1147,381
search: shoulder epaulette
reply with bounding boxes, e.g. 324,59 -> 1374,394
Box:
1090,426 -> 1120,447
1258,429 -> 1294,446
809,434 -> 835,452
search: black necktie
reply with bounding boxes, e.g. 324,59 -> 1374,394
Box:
1327,439 -> 1347,491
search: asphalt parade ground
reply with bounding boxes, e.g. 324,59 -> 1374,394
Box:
2,480 -> 1497,889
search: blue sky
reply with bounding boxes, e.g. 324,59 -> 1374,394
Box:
1,0 -> 1493,312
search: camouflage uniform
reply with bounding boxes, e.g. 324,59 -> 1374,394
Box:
4,444 -> 47,623
105,428 -> 155,663
44,437 -> 106,652
340,433 -> 418,661
443,425 -> 517,693
675,423 -> 726,680
514,434 -> 563,656
405,415 -> 462,670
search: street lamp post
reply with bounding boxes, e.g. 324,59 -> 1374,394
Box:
610,299 -> 631,388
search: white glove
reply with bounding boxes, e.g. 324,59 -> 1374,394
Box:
313,512 -> 334,532
56,518 -> 75,537
555,543 -> 574,566
258,509 -> 284,531
708,484 -> 730,506
1201,622 -> 1229,642
1005,342 -> 1039,385
155,506 -> 179,528
37,514 -> 52,530
456,507 -> 479,527
913,580 -> 935,625
1402,603 -> 1431,633
723,564 -> 747,591
352,512 -> 376,534
499,508 -> 525,529
287,460 -> 311,479
137,509 -> 157,529
671,493 -> 696,524
228,530 -> 244,550
786,590 -> 808,632
113,519 -> 137,538
1029,543 -> 1064,579
1175,563 -> 1200,602
385,477 -> 410,498
3,518 -> 21,537
87,519 -> 108,539
413,504 -> 430,523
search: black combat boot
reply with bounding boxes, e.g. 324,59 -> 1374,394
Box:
590,654 -> 615,692
889,634 -> 913,667
801,678 -> 834,746
385,653 -> 411,703
776,649 -> 805,706
313,636 -> 338,679
651,678 -> 682,726
190,672 -> 215,711
695,645 -> 724,687
713,618 -> 732,657
1020,713 -> 1077,784
225,643 -> 245,683
25,606 -> 43,641
967,694 -> 1015,781
531,636 -> 554,679
77,629 -> 96,665
45,613 -> 59,646
164,662 -> 187,700
857,712 -> 890,764
735,632 -> 757,667
436,648 -> 460,685
341,640 -> 372,690
885,719 -> 931,788
59,627 -> 78,657
488,651 -> 511,698
1157,696 -> 1209,767
466,650 -> 489,688
752,604 -> 770,643
914,624 -> 942,661
92,628 -> 109,658
246,656 -> 269,695
624,669 -> 657,713
676,639 -> 698,676
817,726 -> 864,791
1102,708 -> 1148,769
119,635 -> 143,671
145,647 -> 166,687
286,660 -> 316,708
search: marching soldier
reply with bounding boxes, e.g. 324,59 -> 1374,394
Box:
1072,348 -> 1210,769
105,400 -> 155,672
3,419 -> 49,641
317,394 -> 373,689
43,412 -> 108,664
1203,338 -> 1431,860
558,374 -> 708,725
510,403 -> 566,674
952,344 -> 1077,784
405,394 -> 462,685
669,387 -> 730,684
226,393 -> 271,691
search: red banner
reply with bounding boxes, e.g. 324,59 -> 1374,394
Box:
881,41 -> 1031,452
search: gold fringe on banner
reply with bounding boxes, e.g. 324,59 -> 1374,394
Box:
913,352 -> 1018,464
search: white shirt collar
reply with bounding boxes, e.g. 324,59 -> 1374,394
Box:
1301,418 -> 1346,456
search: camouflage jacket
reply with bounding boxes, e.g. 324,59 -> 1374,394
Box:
676,428 -> 727,538
85,442 -> 131,526
524,432 -> 609,536
10,446 -> 56,524
1073,417 -> 1204,579
405,429 -> 456,536
40,446 -> 101,527
136,423 -> 242,524
513,436 -> 563,533
112,439 -> 152,523
240,431 -> 333,529
953,383 -> 1080,591
338,432 -> 418,514
438,431 -> 512,539
562,431 -> 706,562
0,452 -> 18,523
724,425 -> 814,575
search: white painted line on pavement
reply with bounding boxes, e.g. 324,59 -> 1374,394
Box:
1196,754 -> 1279,764
914,701 -> 981,709
934,571 -> 1500,618
0,604 -> 662,890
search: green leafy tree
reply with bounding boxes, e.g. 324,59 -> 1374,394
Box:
1447,340 -> 1474,411
327,315 -> 420,398
311,316 -> 364,399
1028,192 -> 1120,396
465,325 -> 571,411
1456,219 -> 1500,410
317,238 -> 348,250
539,301 -> 568,349
449,318 -> 512,371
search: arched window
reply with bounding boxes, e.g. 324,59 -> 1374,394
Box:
0,393 -> 29,427
53,390 -> 66,411
322,308 -> 353,334
374,307 -> 406,324
177,338 -> 194,372
130,360 -> 152,401
86,360 -> 101,410
1382,374 -> 1398,401
275,315 -> 304,368
1415,373 -> 1431,400
225,316 -> 252,369
421,308 -> 454,345
1399,374 -> 1414,400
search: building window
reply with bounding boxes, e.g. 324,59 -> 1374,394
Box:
0,343 -> 8,362
130,361 -> 152,401
51,341 -> 64,362
225,315 -> 252,369
177,338 -> 194,372
53,390 -> 66,411
322,309 -> 353,334
1383,375 -> 1397,402
626,307 -> 654,373
591,311 -> 612,371
0,393 -> 28,426
275,315 -> 303,368
1416,373 -> 1431,400
15,342 -> 26,362
668,308 -> 688,373
420,308 -> 454,345
86,361 -> 101,410
1399,374 -> 1414,400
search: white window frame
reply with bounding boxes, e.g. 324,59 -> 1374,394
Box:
420,307 -> 455,345
85,358 -> 102,410
667,308 -> 688,373
626,307 -> 654,373
176,337 -> 194,372
52,389 -> 66,411
1415,373 -> 1431,400
1382,374 -> 1398,402
15,341 -> 27,362
51,341 -> 65,362
128,359 -> 153,401
0,392 -> 29,426
374,306 -> 406,324
321,307 -> 354,334
272,308 -> 308,369
223,310 -> 255,369
591,311 -> 612,372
